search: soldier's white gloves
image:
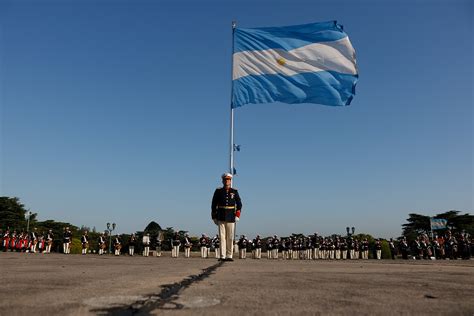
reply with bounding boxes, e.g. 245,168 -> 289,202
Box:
213,219 -> 218,225
235,217 -> 240,222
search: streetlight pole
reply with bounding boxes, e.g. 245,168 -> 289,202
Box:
106,222 -> 116,255
26,211 -> 32,232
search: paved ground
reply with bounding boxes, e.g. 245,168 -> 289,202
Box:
0,252 -> 473,316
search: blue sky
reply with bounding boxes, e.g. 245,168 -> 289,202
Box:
1,0 -> 472,238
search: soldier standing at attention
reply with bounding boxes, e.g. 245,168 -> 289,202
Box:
45,230 -> 54,254
266,236 -> 273,259
253,235 -> 262,259
389,238 -> 396,259
212,234 -> 220,259
155,235 -> 162,257
63,227 -> 72,254
2,229 -> 10,252
183,233 -> 192,258
211,173 -> 242,262
129,233 -> 137,256
237,235 -> 248,259
81,231 -> 89,255
98,233 -> 106,255
142,233 -> 150,257
361,238 -> 369,259
375,239 -> 382,260
30,228 -> 38,253
199,234 -> 208,258
171,232 -> 181,258
114,235 -> 122,256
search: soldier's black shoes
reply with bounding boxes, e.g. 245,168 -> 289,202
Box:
218,258 -> 225,261
224,258 -> 234,262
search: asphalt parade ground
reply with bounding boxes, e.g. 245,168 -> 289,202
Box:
0,252 -> 473,316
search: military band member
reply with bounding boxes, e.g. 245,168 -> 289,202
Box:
389,238 -> 396,259
20,231 -> 28,252
292,237 -> 299,260
212,234 -> 220,259
310,234 -> 317,260
98,233 -> 106,255
266,237 -> 273,259
183,233 -> 192,258
375,239 -> 382,259
301,237 -> 308,260
334,237 -> 341,260
142,233 -> 150,257
30,228 -> 38,253
445,230 -> 457,260
37,232 -> 45,253
171,232 -> 181,258
340,238 -> 348,260
199,234 -> 208,258
420,235 -> 430,259
431,235 -> 441,259
361,238 -> 369,260
253,235 -> 262,259
354,239 -> 360,260
10,230 -> 18,251
211,173 -> 242,262
128,233 -> 137,256
2,229 -> 10,252
45,230 -> 54,253
63,227 -> 72,254
155,236 -> 162,257
237,235 -> 248,259
281,238 -> 289,260
320,238 -> 327,260
306,237 -> 312,260
399,237 -> 409,259
81,231 -> 89,255
114,235 -> 122,256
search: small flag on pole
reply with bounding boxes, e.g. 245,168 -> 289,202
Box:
430,218 -> 447,230
232,21 -> 358,108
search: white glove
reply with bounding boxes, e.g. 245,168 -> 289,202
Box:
213,219 -> 218,225
235,217 -> 240,222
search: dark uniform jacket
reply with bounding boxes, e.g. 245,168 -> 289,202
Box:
211,187 -> 242,223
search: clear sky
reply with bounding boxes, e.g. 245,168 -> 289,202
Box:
1,0 -> 472,238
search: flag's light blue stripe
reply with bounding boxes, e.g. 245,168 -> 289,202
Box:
234,21 -> 347,53
232,71 -> 358,108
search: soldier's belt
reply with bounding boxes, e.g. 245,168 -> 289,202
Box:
217,206 -> 235,209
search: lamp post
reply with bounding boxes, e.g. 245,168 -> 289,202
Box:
106,222 -> 116,255
26,211 -> 32,232
346,226 -> 356,237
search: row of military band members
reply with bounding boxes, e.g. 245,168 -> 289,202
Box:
3,229 -> 471,260
398,231 -> 472,260
1,228 -> 55,253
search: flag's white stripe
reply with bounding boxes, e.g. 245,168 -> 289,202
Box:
233,37 -> 357,80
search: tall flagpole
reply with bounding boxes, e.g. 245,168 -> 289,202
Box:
230,21 -> 236,177
230,21 -> 237,252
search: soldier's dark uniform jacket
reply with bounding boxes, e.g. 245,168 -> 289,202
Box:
211,187 -> 242,223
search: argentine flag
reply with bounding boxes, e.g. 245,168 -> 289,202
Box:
430,218 -> 448,230
232,21 -> 358,108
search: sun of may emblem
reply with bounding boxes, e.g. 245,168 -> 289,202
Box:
277,57 -> 286,66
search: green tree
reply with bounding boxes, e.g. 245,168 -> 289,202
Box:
402,213 -> 430,241
144,221 -> 162,234
0,197 -> 35,231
